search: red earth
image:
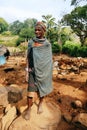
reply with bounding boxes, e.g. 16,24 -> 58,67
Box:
0,54 -> 87,130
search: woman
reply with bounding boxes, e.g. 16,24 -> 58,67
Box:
24,21 -> 53,120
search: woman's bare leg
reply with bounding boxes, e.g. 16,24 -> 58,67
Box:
37,97 -> 44,114
23,97 -> 33,120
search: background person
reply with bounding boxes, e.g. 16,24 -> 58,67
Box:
0,45 -> 10,65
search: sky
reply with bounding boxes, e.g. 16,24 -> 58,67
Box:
0,0 -> 75,23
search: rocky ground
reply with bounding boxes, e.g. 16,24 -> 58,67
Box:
0,54 -> 87,130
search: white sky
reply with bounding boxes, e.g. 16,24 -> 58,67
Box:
0,0 -> 75,23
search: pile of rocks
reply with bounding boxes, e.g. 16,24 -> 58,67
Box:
53,57 -> 87,76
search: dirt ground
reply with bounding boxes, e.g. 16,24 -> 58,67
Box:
0,54 -> 87,130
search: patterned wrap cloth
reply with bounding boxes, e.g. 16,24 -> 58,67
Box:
27,37 -> 53,99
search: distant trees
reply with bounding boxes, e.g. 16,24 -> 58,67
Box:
65,0 -> 87,5
0,18 -> 8,33
23,18 -> 37,29
9,18 -> 37,36
70,0 -> 87,5
9,20 -> 24,35
20,18 -> 37,40
14,18 -> 37,45
61,5 -> 87,45
0,4 -> 87,55
9,18 -> 37,45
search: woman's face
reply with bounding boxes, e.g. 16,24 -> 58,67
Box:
35,25 -> 45,39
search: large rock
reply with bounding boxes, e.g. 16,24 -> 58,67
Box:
1,106 -> 17,130
9,101 -> 61,130
7,86 -> 23,104
0,87 -> 8,107
73,113 -> 87,129
0,86 -> 25,107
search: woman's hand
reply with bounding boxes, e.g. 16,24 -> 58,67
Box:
25,68 -> 29,82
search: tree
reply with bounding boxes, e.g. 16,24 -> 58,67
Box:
23,18 -> 37,29
42,15 -> 56,29
19,28 -> 35,41
19,18 -> 37,41
42,15 -> 58,43
61,5 -> 87,45
64,0 -> 87,6
70,0 -> 87,5
16,18 -> 37,45
9,20 -> 24,35
9,18 -> 37,36
0,18 -> 8,33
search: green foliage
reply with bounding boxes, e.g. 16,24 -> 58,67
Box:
0,34 -> 18,47
18,45 -> 28,52
61,34 -> 69,45
9,20 -> 24,35
0,17 -> 8,33
84,38 -> 87,45
71,0 -> 87,6
42,15 -> 58,43
0,39 -> 4,43
16,37 -> 25,46
61,5 -> 87,45
52,42 -> 62,53
78,46 -> 87,57
19,28 -> 35,40
47,28 -> 58,43
9,18 -> 37,36
57,25 -> 81,46
2,31 -> 12,36
23,18 -> 37,28
62,40 -> 81,57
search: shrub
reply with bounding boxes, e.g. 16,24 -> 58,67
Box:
16,37 -> 25,46
78,46 -> 87,57
52,42 -> 62,53
2,31 -> 12,36
18,45 -> 27,52
62,41 -> 81,57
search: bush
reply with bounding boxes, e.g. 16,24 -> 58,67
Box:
2,31 -> 12,36
52,42 -> 62,53
62,41 -> 81,57
78,46 -> 87,57
18,45 -> 27,52
16,37 -> 25,46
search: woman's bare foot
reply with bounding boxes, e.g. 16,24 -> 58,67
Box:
23,108 -> 31,120
37,103 -> 43,114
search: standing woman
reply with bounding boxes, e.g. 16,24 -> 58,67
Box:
24,21 -> 53,120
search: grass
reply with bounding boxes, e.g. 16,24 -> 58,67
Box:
0,34 -> 28,55
0,34 -> 19,47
